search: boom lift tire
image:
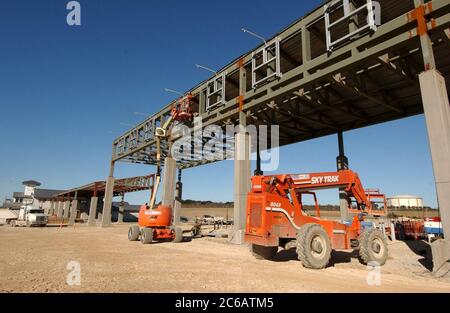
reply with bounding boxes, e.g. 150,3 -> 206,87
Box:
173,227 -> 184,243
358,229 -> 388,266
128,225 -> 140,241
296,224 -> 332,269
251,244 -> 278,260
140,228 -> 154,245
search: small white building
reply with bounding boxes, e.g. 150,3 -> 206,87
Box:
9,180 -> 65,212
387,195 -> 424,209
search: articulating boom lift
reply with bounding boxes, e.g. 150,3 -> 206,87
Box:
245,169 -> 388,269
128,94 -> 193,245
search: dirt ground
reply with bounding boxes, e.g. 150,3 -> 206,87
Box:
1,224 -> 449,293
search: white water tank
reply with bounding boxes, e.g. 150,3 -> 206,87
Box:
387,195 -> 424,209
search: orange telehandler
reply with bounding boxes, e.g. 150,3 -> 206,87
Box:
245,169 -> 388,269
128,94 -> 193,245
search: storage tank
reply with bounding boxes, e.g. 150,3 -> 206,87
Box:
387,195 -> 424,209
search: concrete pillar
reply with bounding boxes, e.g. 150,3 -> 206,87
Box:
68,200 -> 78,226
337,132 -> 350,221
118,197 -> 125,224
390,222 -> 396,242
231,112 -> 251,244
419,70 -> 450,275
57,201 -> 64,219
88,197 -> 98,226
63,200 -> 70,220
162,157 -> 177,208
173,170 -> 183,226
49,201 -> 55,216
97,212 -> 103,223
101,162 -> 115,227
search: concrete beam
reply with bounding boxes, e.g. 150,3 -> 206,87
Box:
419,69 -> 450,274
88,197 -> 98,226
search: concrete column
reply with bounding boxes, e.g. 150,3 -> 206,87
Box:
101,162 -> 115,227
68,200 -> 78,226
337,132 -> 350,222
390,222 -> 396,242
88,197 -> 98,226
57,201 -> 64,219
173,170 -> 183,226
232,112 -> 251,245
97,212 -> 103,223
49,201 -> 55,216
118,197 -> 125,224
419,70 -> 450,275
63,200 -> 70,220
162,157 -> 177,208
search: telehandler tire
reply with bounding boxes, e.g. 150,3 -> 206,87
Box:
358,228 -> 388,266
140,228 -> 154,245
173,227 -> 184,243
128,225 -> 140,241
251,244 -> 278,260
296,224 -> 332,269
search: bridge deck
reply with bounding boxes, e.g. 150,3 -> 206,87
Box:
111,0 -> 450,169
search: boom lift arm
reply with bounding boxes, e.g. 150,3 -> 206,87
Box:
148,94 -> 193,210
253,169 -> 383,216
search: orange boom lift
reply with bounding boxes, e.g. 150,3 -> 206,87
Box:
128,94 -> 193,244
245,169 -> 388,269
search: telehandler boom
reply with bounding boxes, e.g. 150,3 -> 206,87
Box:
245,170 -> 388,269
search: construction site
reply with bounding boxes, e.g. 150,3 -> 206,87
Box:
1,0 -> 450,294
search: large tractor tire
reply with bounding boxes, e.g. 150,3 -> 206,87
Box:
128,225 -> 140,241
140,228 -> 154,245
358,228 -> 388,266
251,244 -> 278,260
173,227 -> 184,243
296,224 -> 332,269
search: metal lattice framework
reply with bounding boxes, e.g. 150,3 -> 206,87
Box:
111,0 -> 450,170
54,175 -> 155,199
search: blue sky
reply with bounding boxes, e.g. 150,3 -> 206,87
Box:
0,0 -> 438,207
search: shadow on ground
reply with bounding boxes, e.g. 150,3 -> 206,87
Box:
272,248 -> 359,268
403,240 -> 433,272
